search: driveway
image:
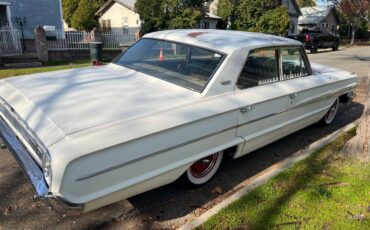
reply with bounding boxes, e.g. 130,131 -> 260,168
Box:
0,47 -> 369,230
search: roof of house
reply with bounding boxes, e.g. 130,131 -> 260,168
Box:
96,0 -> 136,15
205,12 -> 221,20
299,6 -> 340,25
144,29 -> 301,53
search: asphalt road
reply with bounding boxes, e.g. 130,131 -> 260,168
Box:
0,46 -> 369,230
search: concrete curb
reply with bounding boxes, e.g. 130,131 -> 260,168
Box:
179,121 -> 358,230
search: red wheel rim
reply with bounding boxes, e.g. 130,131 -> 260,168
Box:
190,154 -> 218,178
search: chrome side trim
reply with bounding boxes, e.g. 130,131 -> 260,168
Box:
75,86 -> 355,182
75,124 -> 239,181
292,86 -> 355,109
0,116 -> 48,197
75,109 -> 286,182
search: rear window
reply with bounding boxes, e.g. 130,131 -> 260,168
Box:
237,48 -> 279,89
115,39 -> 224,92
281,48 -> 310,79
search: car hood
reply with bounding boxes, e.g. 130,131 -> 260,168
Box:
0,64 -> 197,147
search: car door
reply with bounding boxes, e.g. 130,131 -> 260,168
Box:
279,47 -> 333,129
234,48 -> 291,158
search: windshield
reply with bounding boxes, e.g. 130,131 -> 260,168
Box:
114,38 -> 225,92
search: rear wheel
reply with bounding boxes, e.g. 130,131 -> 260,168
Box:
184,151 -> 223,187
320,99 -> 339,126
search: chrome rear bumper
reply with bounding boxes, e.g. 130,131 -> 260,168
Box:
0,116 -> 49,197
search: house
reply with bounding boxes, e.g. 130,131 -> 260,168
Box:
209,0 -> 302,35
96,0 -> 221,34
96,0 -> 141,34
199,12 -> 221,29
299,6 -> 341,34
0,0 -> 64,52
280,0 -> 302,35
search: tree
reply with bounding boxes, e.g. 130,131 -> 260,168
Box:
135,0 -> 208,34
216,0 -> 290,35
63,0 -> 105,31
254,6 -> 290,35
216,0 -> 233,28
296,0 -> 316,7
339,0 -> 370,45
62,0 -> 79,27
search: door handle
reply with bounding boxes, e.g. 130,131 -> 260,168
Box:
290,93 -> 298,99
240,105 -> 255,113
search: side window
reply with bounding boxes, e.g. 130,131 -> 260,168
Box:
281,48 -> 310,80
237,48 -> 279,89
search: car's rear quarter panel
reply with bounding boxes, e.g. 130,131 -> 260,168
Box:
50,93 -> 243,210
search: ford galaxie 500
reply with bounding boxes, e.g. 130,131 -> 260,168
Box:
0,30 -> 357,212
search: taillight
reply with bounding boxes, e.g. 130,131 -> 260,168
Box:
305,34 -> 310,43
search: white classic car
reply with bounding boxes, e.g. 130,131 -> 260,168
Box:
0,30 -> 357,212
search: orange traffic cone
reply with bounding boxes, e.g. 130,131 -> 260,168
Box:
159,48 -> 164,61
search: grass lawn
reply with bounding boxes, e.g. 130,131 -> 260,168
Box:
199,128 -> 370,230
0,59 -> 92,79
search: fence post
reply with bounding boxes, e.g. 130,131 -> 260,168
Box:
34,26 -> 49,62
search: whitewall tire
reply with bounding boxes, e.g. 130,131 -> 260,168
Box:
185,151 -> 223,186
321,99 -> 339,125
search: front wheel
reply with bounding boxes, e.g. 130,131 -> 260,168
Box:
184,151 -> 223,187
320,99 -> 339,126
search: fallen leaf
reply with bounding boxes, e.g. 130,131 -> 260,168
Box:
347,211 -> 367,220
212,186 -> 223,194
3,207 -> 12,216
274,221 -> 301,227
352,214 -> 366,220
321,170 -> 335,179
321,182 -> 350,187
323,222 -> 331,230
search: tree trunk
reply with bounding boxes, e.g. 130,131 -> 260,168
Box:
347,24 -> 350,39
342,75 -> 370,162
351,30 -> 355,46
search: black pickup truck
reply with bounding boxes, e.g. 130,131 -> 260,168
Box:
288,29 -> 340,53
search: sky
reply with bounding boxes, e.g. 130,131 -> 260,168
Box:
316,0 -> 332,6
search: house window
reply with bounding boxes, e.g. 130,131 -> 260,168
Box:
321,23 -> 329,29
122,17 -> 129,34
201,21 -> 210,29
290,22 -> 295,34
102,19 -> 111,32
332,24 -> 335,33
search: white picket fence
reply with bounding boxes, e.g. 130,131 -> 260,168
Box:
46,30 -> 136,51
0,29 -> 22,56
102,33 -> 136,49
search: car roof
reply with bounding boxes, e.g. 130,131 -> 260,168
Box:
144,29 -> 301,53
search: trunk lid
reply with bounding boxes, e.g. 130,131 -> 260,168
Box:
0,64 -> 197,147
